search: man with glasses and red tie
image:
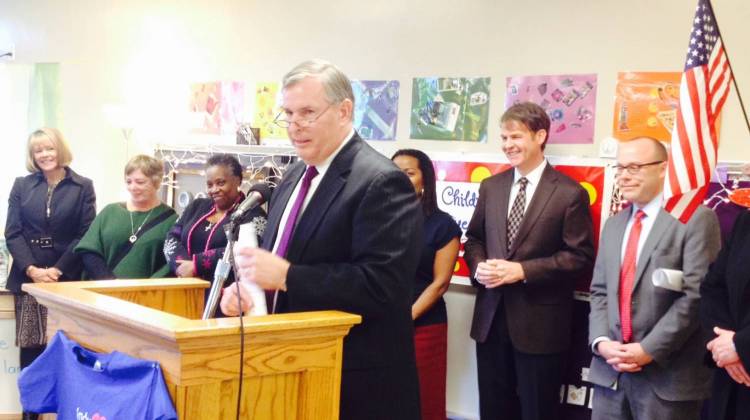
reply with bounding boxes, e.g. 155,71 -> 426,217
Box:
464,102 -> 595,420
588,136 -> 721,420
220,59 -> 422,420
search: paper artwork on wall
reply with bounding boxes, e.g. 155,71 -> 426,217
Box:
189,81 -> 245,135
505,74 -> 597,144
351,80 -> 399,141
253,82 -> 288,140
410,77 -> 491,142
612,72 -> 681,142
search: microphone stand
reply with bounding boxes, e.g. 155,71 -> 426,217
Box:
200,221 -> 247,419
202,222 -> 236,319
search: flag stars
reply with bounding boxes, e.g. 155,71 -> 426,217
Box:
686,2 -> 720,62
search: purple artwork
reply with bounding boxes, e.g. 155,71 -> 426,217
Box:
505,74 -> 597,144
351,80 -> 399,140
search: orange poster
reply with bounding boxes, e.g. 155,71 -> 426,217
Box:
612,72 -> 681,142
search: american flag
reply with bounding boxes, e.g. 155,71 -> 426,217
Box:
663,0 -> 732,223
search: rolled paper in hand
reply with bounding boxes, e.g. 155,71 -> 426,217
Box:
236,223 -> 267,315
651,268 -> 683,292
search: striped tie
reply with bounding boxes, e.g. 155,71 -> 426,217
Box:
506,177 -> 528,252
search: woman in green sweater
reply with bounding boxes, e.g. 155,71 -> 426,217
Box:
75,155 -> 177,279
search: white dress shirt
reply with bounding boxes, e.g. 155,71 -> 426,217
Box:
507,159 -> 547,218
591,194 -> 663,355
620,195 -> 662,264
271,128 -> 355,254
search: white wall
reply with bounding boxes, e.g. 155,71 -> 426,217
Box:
2,1 -> 750,417
0,64 -> 32,227
2,0 -> 749,207
445,285 -> 480,418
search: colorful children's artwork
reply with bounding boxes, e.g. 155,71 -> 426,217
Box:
612,72 -> 682,142
410,77 -> 491,142
189,81 -> 245,135
505,74 -> 597,144
253,82 -> 288,140
351,80 -> 399,140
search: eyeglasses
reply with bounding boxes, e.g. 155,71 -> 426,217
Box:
613,160 -> 665,175
273,103 -> 332,128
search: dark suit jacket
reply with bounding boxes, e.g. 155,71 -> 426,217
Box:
262,134 -> 422,417
701,210 -> 750,418
5,168 -> 96,292
464,163 -> 595,354
589,205 -> 720,402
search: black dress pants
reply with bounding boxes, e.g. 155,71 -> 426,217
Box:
476,302 -> 564,420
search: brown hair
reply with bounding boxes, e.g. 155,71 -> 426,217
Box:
124,154 -> 164,187
501,102 -> 551,149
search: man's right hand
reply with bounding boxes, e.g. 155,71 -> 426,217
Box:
598,340 -> 642,373
220,282 -> 255,316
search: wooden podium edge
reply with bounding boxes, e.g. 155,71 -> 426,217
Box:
22,279 -> 361,384
23,279 -> 362,340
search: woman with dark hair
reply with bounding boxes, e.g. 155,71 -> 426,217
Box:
392,148 -> 461,420
163,154 -> 266,315
5,128 -> 96,419
75,154 -> 177,279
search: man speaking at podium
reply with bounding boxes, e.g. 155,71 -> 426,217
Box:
221,59 -> 423,420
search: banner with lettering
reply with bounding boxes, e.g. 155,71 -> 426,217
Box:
434,159 -> 605,291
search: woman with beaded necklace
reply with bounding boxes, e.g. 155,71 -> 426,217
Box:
75,155 -> 176,279
163,154 -> 266,316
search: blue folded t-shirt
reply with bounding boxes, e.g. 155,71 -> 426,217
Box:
18,330 -> 177,420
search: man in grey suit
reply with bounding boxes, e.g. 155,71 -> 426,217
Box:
588,136 -> 721,420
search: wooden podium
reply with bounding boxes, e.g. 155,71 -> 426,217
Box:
23,279 -> 361,420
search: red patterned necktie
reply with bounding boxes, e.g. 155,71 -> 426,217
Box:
619,209 -> 646,343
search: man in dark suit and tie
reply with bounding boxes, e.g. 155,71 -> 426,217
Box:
701,208 -> 750,420
464,102 -> 595,420
588,137 -> 721,420
220,59 -> 422,420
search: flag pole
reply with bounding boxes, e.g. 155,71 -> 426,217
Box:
708,0 -> 750,135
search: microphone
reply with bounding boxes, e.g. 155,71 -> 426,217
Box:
231,183 -> 272,222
